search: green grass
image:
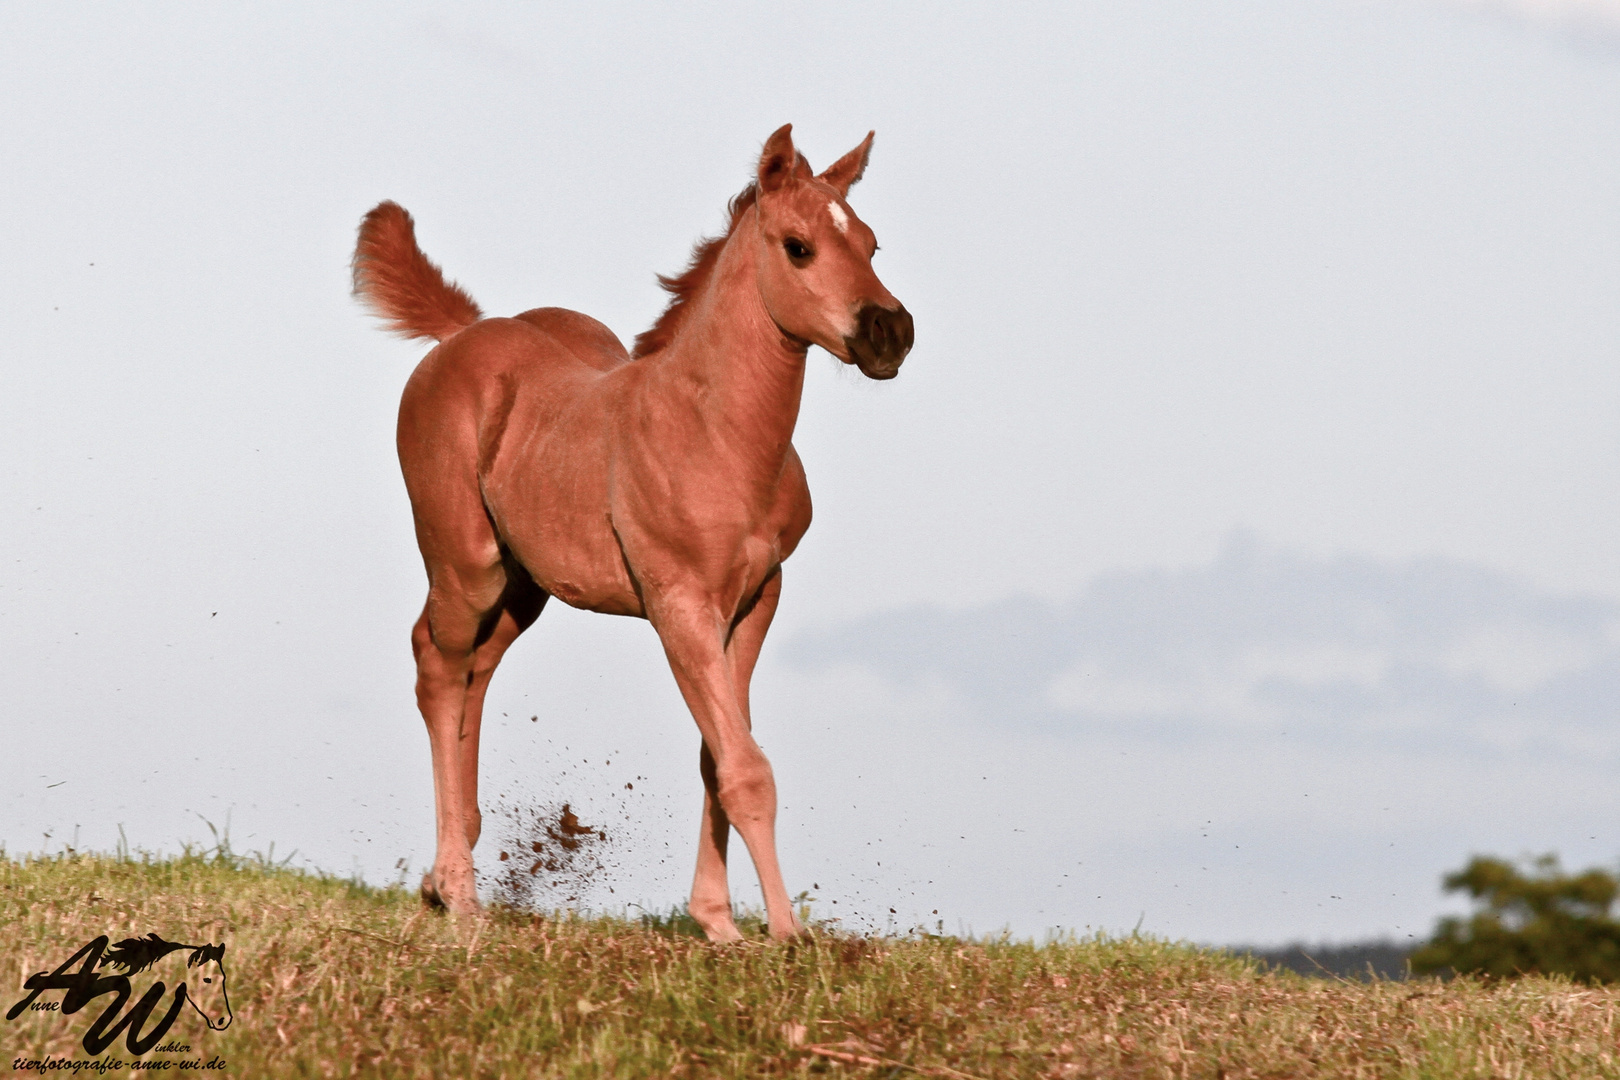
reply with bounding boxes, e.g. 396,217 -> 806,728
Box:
4,850 -> 1619,1078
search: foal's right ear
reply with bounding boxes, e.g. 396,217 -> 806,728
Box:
757,124 -> 800,194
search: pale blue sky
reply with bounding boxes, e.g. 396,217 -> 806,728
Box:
3,0 -> 1618,944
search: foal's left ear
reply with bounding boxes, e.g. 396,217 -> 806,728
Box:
818,131 -> 875,197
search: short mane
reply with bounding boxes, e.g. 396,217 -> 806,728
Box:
632,183 -> 759,359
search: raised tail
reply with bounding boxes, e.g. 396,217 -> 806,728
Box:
352,201 -> 483,342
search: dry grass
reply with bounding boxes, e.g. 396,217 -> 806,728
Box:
4,850 -> 1619,1078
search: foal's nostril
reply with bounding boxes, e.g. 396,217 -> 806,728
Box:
869,316 -> 889,352
872,306 -> 913,359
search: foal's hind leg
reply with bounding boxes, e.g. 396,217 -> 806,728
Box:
452,568 -> 547,851
412,555 -> 544,914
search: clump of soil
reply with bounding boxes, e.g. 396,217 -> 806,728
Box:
490,801 -> 612,909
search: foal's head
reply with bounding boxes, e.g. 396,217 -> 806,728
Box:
750,125 -> 914,380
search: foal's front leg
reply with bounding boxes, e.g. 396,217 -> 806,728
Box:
653,582 -> 801,941
687,573 -> 784,941
689,741 -> 739,941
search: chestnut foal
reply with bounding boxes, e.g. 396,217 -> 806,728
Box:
353,126 -> 913,941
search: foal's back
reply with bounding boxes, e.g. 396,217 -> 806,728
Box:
398,305 -> 631,471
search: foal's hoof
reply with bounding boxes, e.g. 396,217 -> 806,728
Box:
421,869 -> 480,915
700,923 -> 746,945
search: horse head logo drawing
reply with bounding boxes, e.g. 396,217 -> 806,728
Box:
101,933 -> 233,1032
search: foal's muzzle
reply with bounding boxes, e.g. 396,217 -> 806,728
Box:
844,303 -> 914,380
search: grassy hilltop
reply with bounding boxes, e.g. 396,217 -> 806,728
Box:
3,851 -> 1618,1078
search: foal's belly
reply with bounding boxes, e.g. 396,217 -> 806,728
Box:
496,500 -> 646,618
479,370 -> 650,617
534,548 -> 646,617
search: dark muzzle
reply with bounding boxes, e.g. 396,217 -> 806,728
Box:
845,303 -> 914,380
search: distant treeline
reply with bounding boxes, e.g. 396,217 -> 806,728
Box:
1230,941 -> 1413,981
1231,853 -> 1620,983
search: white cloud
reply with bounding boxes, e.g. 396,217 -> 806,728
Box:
1048,644 -> 1394,726
1438,621 -> 1606,693
789,536 -> 1620,757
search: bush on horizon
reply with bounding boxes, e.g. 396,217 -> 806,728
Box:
1412,854 -> 1620,983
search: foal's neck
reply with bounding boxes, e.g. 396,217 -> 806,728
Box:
659,221 -> 808,472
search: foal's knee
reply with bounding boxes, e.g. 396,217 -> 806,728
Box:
411,613 -> 434,664
715,750 -> 776,820
411,609 -> 476,682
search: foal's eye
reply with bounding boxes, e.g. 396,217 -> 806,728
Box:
782,237 -> 813,266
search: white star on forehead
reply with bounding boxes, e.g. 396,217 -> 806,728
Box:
827,200 -> 850,234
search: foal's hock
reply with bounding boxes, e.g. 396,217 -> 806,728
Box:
353,125 -> 913,941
